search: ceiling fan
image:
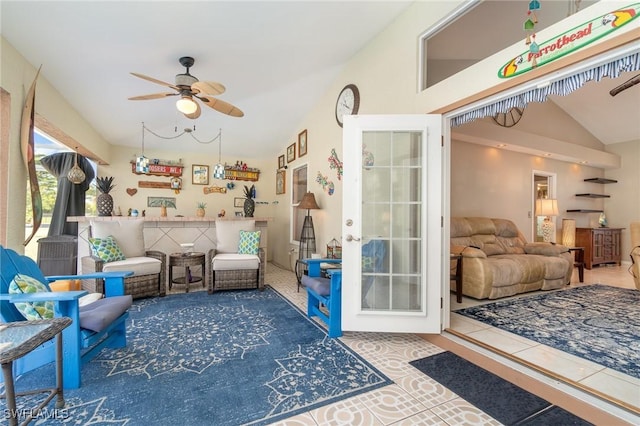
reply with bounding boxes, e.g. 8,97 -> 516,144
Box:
128,56 -> 244,119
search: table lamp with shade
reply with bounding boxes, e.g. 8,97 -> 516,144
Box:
536,198 -> 559,243
298,192 -> 320,260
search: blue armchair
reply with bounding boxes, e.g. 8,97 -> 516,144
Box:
0,246 -> 133,389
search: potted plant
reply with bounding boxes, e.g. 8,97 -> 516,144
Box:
95,176 -> 115,216
196,202 -> 206,217
243,184 -> 255,218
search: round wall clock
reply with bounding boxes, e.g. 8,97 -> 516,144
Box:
492,107 -> 524,127
335,84 -> 360,127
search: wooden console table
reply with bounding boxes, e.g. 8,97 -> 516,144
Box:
575,227 -> 623,270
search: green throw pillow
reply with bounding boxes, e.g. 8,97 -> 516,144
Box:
238,230 -> 261,255
89,235 -> 126,263
9,274 -> 54,320
362,256 -> 376,272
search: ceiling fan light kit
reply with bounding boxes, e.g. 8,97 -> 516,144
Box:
129,56 -> 244,119
176,96 -> 198,114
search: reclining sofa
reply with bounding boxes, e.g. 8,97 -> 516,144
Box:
451,217 -> 572,299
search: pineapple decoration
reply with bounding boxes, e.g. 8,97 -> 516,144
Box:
524,0 -> 541,67
95,176 -> 115,216
243,184 -> 256,218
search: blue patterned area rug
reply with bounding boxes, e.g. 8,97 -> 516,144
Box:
410,352 -> 591,425
455,284 -> 640,379
6,288 -> 391,425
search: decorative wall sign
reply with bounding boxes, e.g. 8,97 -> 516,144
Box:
224,167 -> 260,181
192,165 -> 209,185
499,3 -> 640,78
147,197 -> 176,208
126,188 -> 138,196
203,186 -> 227,194
139,181 -> 172,189
131,162 -> 183,176
234,197 -> 245,208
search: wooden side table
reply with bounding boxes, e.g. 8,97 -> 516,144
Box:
450,254 -> 463,303
568,247 -> 585,283
169,252 -> 206,293
0,317 -> 72,426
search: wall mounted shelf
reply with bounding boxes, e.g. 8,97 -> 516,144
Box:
583,178 -> 617,184
569,177 -> 616,213
575,193 -> 610,198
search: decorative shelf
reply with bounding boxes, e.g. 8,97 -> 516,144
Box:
575,193 -> 610,198
584,178 -> 617,184
566,209 -> 604,213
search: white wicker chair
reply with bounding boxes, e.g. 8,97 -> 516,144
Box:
82,220 -> 166,299
208,219 -> 265,293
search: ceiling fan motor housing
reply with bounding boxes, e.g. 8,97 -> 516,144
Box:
175,73 -> 198,89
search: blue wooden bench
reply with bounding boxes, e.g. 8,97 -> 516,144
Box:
300,258 -> 342,338
1,246 -> 133,389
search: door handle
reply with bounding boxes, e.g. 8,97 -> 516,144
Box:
345,234 -> 361,242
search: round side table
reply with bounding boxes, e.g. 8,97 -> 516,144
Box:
169,252 -> 206,293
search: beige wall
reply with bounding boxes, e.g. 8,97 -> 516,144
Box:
604,140 -> 640,258
97,145 -> 276,259
1,38 -> 113,250
268,1 -> 462,269
2,1 -> 635,268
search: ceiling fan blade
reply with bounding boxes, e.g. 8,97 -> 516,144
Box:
128,92 -> 178,100
184,101 -> 202,119
131,72 -> 180,91
198,95 -> 244,117
191,81 -> 226,96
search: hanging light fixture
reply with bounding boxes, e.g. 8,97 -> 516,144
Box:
67,147 -> 86,184
176,95 -> 198,115
212,128 -> 225,179
135,122 -> 150,173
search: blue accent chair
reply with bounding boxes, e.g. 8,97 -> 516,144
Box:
301,258 -> 343,338
300,240 -> 388,337
0,246 -> 133,389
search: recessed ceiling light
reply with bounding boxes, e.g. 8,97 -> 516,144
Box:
496,144 -> 507,148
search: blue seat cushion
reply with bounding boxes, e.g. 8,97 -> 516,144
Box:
301,275 -> 331,296
79,295 -> 132,332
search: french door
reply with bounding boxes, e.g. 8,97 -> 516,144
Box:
342,114 -> 442,333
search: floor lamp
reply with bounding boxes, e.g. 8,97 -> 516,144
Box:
298,192 -> 320,260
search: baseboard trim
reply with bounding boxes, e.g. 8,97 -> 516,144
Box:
420,330 -> 640,425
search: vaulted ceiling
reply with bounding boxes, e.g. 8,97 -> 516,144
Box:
2,1 -> 638,160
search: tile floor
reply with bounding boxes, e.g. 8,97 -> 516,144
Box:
260,262 -> 638,425
449,264 -> 639,412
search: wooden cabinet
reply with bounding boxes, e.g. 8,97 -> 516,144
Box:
575,227 -> 623,269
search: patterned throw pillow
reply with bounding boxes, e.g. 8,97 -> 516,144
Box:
362,256 -> 376,272
8,274 -> 54,320
89,235 -> 126,263
238,230 -> 261,255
